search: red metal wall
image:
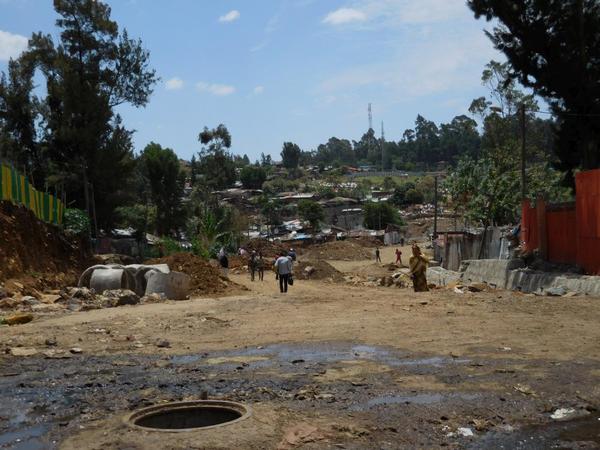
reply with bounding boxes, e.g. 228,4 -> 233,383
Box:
546,206 -> 577,264
521,169 -> 600,274
576,169 -> 600,275
521,199 -> 538,252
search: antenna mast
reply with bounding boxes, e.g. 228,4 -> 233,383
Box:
381,121 -> 385,170
368,103 -> 373,130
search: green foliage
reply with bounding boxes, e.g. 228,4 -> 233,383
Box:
405,188 -> 425,205
63,208 -> 91,236
281,142 -> 301,169
240,165 -> 267,189
114,204 -> 154,239
259,196 -> 283,227
382,176 -> 397,191
297,199 -> 324,231
445,60 -> 572,226
196,124 -> 236,190
139,142 -> 185,235
363,202 -> 402,230
9,0 -> 158,229
159,237 -> 184,255
262,177 -> 299,194
468,0 -> 600,179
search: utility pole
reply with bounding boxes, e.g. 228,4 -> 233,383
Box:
433,175 -> 438,239
521,104 -> 527,199
380,121 -> 385,171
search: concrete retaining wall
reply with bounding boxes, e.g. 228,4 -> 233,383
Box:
460,259 -> 600,296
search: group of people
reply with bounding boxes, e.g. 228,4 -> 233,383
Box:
375,243 -> 430,292
217,246 -> 297,294
221,242 -> 429,294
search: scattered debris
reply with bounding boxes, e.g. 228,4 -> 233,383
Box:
2,312 -> 33,326
550,408 -> 577,420
9,347 -> 38,356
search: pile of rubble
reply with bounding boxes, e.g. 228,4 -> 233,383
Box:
301,240 -> 378,261
295,260 -> 344,282
0,286 -> 166,325
147,253 -> 245,295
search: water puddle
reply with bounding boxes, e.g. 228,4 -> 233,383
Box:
470,413 -> 600,449
170,342 -> 470,370
353,392 -> 480,410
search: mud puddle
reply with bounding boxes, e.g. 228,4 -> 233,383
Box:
171,342 -> 470,371
470,413 -> 600,449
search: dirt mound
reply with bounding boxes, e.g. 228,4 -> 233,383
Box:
147,252 -> 245,296
0,201 -> 89,295
295,260 -> 343,282
301,239 -> 379,261
243,239 -> 289,258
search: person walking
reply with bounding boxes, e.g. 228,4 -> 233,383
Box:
395,248 -> 402,265
409,244 -> 429,292
218,247 -> 229,278
274,251 -> 293,293
249,251 -> 258,281
257,252 -> 265,281
375,247 -> 381,263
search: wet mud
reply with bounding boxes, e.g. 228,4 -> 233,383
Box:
1,341 -> 599,449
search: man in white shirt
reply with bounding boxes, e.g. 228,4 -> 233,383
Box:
274,251 -> 293,293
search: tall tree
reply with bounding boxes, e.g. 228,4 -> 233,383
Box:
281,142 -> 301,169
139,142 -> 184,236
0,57 -> 42,183
298,199 -> 324,231
468,0 -> 600,183
21,0 -> 157,221
197,124 -> 236,190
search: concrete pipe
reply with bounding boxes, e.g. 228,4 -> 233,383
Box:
145,271 -> 190,300
78,265 -> 111,288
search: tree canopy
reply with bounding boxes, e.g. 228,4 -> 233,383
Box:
468,0 -> 600,183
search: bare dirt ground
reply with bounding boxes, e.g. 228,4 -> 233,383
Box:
2,246 -> 600,449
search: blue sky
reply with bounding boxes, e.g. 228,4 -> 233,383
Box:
0,0 -> 501,162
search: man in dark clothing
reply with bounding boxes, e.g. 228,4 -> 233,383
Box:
375,247 -> 381,263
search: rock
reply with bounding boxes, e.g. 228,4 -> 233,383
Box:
102,289 -> 140,307
0,287 -> 8,299
21,296 -> 40,306
9,347 -> 38,356
140,293 -> 166,304
0,298 -> 20,309
550,408 -> 577,420
43,349 -> 72,359
45,337 -> 57,346
31,303 -> 63,312
545,286 -> 568,297
457,427 -> 474,437
156,339 -> 170,348
3,313 -> 34,326
69,347 -> 83,354
69,287 -> 95,299
40,294 -> 61,304
467,283 -> 487,292
303,266 -> 315,275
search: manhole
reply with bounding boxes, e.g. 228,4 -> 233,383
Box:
125,400 -> 251,432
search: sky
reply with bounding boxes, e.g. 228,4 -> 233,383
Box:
0,0 -> 501,162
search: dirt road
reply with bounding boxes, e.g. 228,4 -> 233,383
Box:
1,253 -> 600,449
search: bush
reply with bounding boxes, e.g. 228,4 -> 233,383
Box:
64,208 -> 91,236
239,165 -> 267,189
405,188 -> 424,204
363,201 -> 403,230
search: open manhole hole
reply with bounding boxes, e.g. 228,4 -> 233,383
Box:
125,400 -> 251,432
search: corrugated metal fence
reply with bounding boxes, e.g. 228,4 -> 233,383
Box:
0,163 -> 64,225
521,168 -> 600,274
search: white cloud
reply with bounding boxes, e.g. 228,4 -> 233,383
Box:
317,30 -> 497,100
323,8 -> 367,25
0,30 -> 28,61
196,81 -> 236,96
165,77 -> 184,90
218,10 -> 240,23
323,0 -> 467,28
253,86 -> 265,95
